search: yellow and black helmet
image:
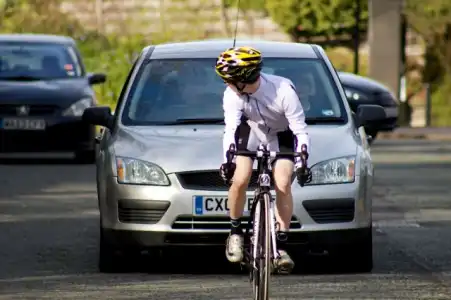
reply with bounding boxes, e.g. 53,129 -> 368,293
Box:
215,46 -> 262,83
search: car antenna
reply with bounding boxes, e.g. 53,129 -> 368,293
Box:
232,0 -> 241,47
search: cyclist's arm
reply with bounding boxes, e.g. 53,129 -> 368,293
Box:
281,83 -> 310,165
223,88 -> 243,163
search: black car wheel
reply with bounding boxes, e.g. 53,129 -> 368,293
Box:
98,227 -> 137,273
98,228 -> 119,273
333,227 -> 373,273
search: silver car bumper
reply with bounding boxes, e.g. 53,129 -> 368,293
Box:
100,173 -> 371,247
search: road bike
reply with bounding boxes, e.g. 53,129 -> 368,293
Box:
226,143 -> 309,300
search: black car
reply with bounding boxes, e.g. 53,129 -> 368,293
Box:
338,71 -> 399,140
0,34 -> 106,163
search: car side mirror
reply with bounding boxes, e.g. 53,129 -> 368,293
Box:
356,104 -> 386,127
82,106 -> 114,130
87,73 -> 107,85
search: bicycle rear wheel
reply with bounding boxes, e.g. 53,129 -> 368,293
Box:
252,194 -> 271,300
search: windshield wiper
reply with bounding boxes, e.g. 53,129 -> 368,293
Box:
305,117 -> 347,124
0,75 -> 42,81
167,118 -> 225,125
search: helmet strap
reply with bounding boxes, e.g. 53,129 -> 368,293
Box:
234,83 -> 246,94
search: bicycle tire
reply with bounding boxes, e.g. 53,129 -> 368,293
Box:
260,193 -> 272,299
252,194 -> 272,300
252,200 -> 262,300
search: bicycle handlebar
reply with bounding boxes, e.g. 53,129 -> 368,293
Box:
226,143 -> 309,166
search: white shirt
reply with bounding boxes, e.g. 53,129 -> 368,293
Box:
222,73 -> 310,165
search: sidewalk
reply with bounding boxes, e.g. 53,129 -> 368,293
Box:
378,127 -> 451,141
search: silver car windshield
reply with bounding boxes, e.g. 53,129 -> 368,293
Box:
121,58 -> 347,125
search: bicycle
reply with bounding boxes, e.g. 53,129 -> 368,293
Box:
225,142 -> 309,300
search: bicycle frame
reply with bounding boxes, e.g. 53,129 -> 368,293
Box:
249,149 -> 280,269
226,142 -> 308,300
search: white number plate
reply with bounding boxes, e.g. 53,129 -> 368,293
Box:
193,196 -> 254,215
0,118 -> 46,130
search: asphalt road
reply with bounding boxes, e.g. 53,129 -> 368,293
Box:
1,139 -> 451,299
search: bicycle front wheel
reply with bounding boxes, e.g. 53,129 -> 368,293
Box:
253,194 -> 272,300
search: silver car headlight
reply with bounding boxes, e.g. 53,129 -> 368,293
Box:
307,156 -> 356,185
116,157 -> 170,185
62,97 -> 92,116
343,87 -> 369,102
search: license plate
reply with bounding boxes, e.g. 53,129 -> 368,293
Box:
193,196 -> 254,215
0,118 -> 46,130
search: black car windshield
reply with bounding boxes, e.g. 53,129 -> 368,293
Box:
121,58 -> 347,125
0,42 -> 83,80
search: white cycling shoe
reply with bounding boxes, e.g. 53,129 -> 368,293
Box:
226,233 -> 244,263
274,249 -> 295,274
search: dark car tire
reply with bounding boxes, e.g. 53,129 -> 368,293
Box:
98,227 -> 136,273
333,227 -> 373,273
98,227 -> 121,273
74,149 -> 96,164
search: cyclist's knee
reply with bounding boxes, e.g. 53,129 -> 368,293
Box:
231,156 -> 252,190
275,180 -> 291,195
273,159 -> 294,194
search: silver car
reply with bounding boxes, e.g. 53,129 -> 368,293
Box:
83,40 -> 386,273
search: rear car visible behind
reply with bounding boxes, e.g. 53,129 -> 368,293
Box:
338,71 -> 399,140
0,34 -> 106,163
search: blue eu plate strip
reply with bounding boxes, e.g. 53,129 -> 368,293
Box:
194,196 -> 203,215
0,119 -> 3,129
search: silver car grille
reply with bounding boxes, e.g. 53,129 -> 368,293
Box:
118,200 -> 170,224
176,170 -> 275,191
302,199 -> 355,223
171,215 -> 301,230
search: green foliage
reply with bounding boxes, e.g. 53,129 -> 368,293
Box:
431,76 -> 451,126
325,47 -> 368,76
224,0 -> 267,13
265,0 -> 368,41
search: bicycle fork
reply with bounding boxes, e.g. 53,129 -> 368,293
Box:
252,194 -> 279,269
268,197 -> 280,263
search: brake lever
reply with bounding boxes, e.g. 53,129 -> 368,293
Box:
226,143 -> 236,163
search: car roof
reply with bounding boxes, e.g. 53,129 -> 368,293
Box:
148,39 -> 319,59
0,34 -> 75,45
337,71 -> 392,93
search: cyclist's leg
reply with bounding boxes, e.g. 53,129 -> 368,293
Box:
226,122 -> 255,263
270,130 -> 295,272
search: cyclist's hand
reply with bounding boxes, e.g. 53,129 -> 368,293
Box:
220,162 -> 236,184
295,164 -> 312,187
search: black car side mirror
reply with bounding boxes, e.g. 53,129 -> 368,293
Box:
87,73 -> 107,85
82,106 -> 114,130
356,104 -> 386,128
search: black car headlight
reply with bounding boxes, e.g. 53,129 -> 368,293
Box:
62,97 -> 92,116
343,87 -> 370,102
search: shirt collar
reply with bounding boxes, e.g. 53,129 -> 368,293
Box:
248,75 -> 266,98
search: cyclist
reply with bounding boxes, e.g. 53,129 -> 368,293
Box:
215,46 -> 312,273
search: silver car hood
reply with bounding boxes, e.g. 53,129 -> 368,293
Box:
114,125 -> 358,173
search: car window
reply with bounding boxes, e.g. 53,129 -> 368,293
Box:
121,58 -> 346,125
0,42 -> 83,80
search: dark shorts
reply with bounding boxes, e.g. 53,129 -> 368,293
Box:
234,121 -> 295,162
